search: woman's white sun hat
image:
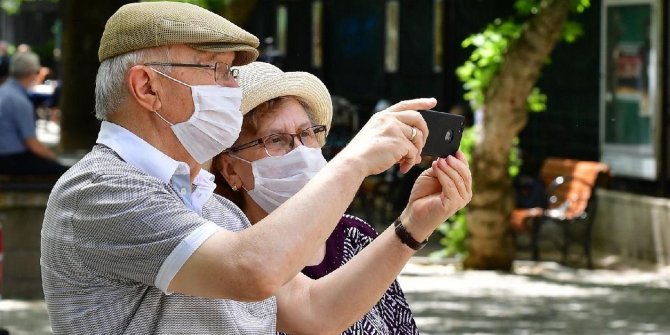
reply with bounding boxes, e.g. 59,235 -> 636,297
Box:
234,62 -> 333,143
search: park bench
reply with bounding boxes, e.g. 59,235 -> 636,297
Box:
510,157 -> 610,268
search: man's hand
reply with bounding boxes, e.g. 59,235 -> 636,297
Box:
336,98 -> 435,176
399,151 -> 472,241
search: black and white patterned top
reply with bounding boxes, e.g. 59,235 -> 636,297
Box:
41,144 -> 277,334
280,214 -> 419,335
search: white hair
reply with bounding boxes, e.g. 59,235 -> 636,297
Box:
9,51 -> 40,78
94,47 -> 171,120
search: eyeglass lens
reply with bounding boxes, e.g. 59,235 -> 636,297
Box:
215,63 -> 239,83
264,126 -> 324,156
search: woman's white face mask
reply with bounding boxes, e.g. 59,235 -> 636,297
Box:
235,145 -> 327,213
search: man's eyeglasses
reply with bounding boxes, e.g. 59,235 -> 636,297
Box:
144,62 -> 238,85
226,125 -> 327,157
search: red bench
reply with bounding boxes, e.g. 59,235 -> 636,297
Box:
511,158 -> 610,268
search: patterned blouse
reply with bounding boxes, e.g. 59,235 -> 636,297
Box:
280,214 -> 419,335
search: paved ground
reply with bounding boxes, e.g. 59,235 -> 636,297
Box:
1,260 -> 669,334
400,260 -> 670,335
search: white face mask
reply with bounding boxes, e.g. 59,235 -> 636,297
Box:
151,68 -> 243,164
235,146 -> 328,213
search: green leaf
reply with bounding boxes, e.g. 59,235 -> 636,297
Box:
1,0 -> 22,15
562,21 -> 584,43
527,88 -> 547,112
571,0 -> 591,13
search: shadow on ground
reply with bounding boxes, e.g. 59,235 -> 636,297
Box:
399,261 -> 670,335
2,260 -> 669,335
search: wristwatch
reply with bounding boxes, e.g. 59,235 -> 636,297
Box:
393,218 -> 428,250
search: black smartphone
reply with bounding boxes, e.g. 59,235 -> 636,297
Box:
420,110 -> 465,158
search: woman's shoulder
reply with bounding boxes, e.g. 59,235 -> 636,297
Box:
338,214 -> 379,238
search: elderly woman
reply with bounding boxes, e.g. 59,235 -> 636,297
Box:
211,62 -> 419,334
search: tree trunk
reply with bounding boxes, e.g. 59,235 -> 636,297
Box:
219,0 -> 259,26
464,0 -> 572,270
59,0 -> 132,151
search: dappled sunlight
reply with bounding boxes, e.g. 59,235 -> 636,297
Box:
0,300 -> 51,335
398,261 -> 670,334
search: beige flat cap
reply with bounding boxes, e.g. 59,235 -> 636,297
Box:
98,1 -> 259,65
235,62 -> 332,145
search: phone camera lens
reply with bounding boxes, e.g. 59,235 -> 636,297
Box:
445,129 -> 453,143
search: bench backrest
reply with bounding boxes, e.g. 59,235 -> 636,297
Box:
0,175 -> 58,192
539,158 -> 610,220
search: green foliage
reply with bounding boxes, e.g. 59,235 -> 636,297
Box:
1,0 -> 23,14
571,0 -> 591,13
432,127 -> 522,260
431,127 -> 476,259
527,87 -> 547,112
456,19 -> 521,111
562,20 -> 585,43
437,0 -> 591,261
456,0 -> 590,113
1,0 -> 57,15
432,210 -> 469,260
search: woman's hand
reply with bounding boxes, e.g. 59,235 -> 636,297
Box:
399,151 -> 472,241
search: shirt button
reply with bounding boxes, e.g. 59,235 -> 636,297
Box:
180,188 -> 187,195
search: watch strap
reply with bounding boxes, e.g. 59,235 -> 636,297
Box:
393,218 -> 428,250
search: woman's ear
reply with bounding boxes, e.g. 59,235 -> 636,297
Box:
217,154 -> 244,189
127,65 -> 162,112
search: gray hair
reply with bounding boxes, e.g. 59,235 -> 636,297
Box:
94,47 -> 170,120
9,51 -> 40,78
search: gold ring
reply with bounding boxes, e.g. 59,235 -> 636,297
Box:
409,126 -> 417,142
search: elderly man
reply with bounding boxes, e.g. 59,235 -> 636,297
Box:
41,2 -> 472,334
0,51 -> 67,175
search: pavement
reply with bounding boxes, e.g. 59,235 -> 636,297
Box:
401,259 -> 670,335
1,259 -> 669,335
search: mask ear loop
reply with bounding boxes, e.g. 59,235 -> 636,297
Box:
149,67 -> 192,88
228,152 -> 252,165
153,110 -> 174,126
149,81 -> 173,126
226,153 -> 255,192
147,64 -> 190,127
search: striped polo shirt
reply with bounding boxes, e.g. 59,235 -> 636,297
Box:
41,122 -> 276,334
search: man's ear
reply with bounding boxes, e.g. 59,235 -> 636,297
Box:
127,65 -> 162,112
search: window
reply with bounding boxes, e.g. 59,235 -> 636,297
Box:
384,0 -> 399,73
276,5 -> 288,56
312,1 -> 323,68
600,0 -> 660,180
433,0 -> 444,72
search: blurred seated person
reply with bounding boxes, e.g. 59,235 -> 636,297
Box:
34,66 -> 50,85
211,62 -> 419,334
0,51 -> 67,176
0,41 -> 8,85
17,43 -> 30,53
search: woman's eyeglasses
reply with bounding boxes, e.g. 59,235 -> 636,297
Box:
226,125 -> 327,157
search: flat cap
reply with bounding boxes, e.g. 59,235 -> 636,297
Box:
98,1 -> 259,65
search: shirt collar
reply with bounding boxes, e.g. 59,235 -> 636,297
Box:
97,121 -> 179,184
96,121 -> 217,214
